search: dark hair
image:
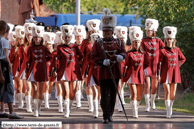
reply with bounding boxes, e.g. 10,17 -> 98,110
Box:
0,20 -> 7,33
62,23 -> 70,25
5,24 -> 10,33
32,37 -> 44,46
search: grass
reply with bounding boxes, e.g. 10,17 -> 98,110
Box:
125,93 -> 194,115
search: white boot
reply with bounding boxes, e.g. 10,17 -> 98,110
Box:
64,99 -> 70,118
118,96 -> 123,112
165,100 -> 171,118
93,100 -> 98,118
115,95 -> 118,109
18,93 -> 24,109
121,89 -> 126,105
151,94 -> 156,110
25,96 -> 32,112
98,96 -> 101,105
76,91 -> 81,108
44,92 -> 50,109
33,99 -> 39,117
137,101 -> 141,108
69,100 -> 73,115
132,100 -> 138,118
49,94 -> 51,100
170,100 -> 174,116
38,99 -> 42,115
88,95 -> 94,112
144,94 -> 150,112
57,96 -> 63,113
55,87 -> 57,99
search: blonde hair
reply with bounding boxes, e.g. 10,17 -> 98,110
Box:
164,38 -> 177,48
45,42 -> 53,53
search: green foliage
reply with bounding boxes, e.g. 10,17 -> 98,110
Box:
122,0 -> 194,87
43,0 -> 133,14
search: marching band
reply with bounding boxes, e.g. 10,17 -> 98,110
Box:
0,8 -> 186,122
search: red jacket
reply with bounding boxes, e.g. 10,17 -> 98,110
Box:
141,37 -> 164,77
57,44 -> 83,81
9,46 -> 19,77
80,39 -> 93,76
158,47 -> 186,83
18,45 -> 28,77
123,50 -> 149,84
26,45 -> 52,82
86,53 -> 100,87
91,38 -> 127,80
49,51 -> 57,82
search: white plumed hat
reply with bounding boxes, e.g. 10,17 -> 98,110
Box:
115,26 -> 127,40
145,18 -> 159,31
163,26 -> 177,39
86,19 -> 101,32
15,25 -> 25,38
90,33 -> 101,44
43,32 -> 56,44
61,25 -> 73,36
73,25 -> 86,36
101,8 -> 117,31
8,31 -> 16,42
7,23 -> 14,31
128,26 -> 141,33
129,28 -> 143,42
32,26 -> 45,37
24,23 -> 36,34
55,31 -> 64,44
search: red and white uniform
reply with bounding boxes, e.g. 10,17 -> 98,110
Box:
141,37 -> 164,77
9,46 -> 19,77
91,38 -> 127,80
57,44 -> 83,81
49,50 -> 57,82
123,50 -> 149,84
26,45 -> 52,82
18,45 -> 28,79
80,39 -> 93,76
158,47 -> 186,83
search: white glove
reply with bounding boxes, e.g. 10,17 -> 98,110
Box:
103,59 -> 110,66
115,55 -> 123,62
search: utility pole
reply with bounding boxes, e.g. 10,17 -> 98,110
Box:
76,0 -> 80,25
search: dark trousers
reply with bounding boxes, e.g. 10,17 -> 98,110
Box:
100,79 -> 119,119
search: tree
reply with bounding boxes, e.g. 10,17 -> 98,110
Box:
122,0 -> 194,89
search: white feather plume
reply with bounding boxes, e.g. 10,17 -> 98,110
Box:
103,8 -> 111,15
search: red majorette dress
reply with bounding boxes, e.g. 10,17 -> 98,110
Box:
49,50 -> 57,82
91,38 -> 127,80
120,44 -> 132,74
18,45 -> 28,79
80,39 -> 93,77
9,46 -> 19,77
141,37 -> 164,77
158,47 -> 186,83
26,45 -> 52,82
57,44 -> 83,81
123,50 -> 149,84
86,52 -> 100,87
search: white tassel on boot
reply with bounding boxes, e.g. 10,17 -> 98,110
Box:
88,95 -> 94,112
165,100 -> 171,118
151,94 -> 156,110
121,89 -> 126,105
132,100 -> 138,118
93,100 -> 98,118
76,91 -> 81,108
25,96 -> 32,112
144,94 -> 150,112
18,93 -> 24,109
115,95 -> 118,109
57,96 -> 63,113
170,100 -> 174,116
33,99 -> 39,117
44,92 -> 50,109
64,99 -> 70,118
38,99 -> 42,115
